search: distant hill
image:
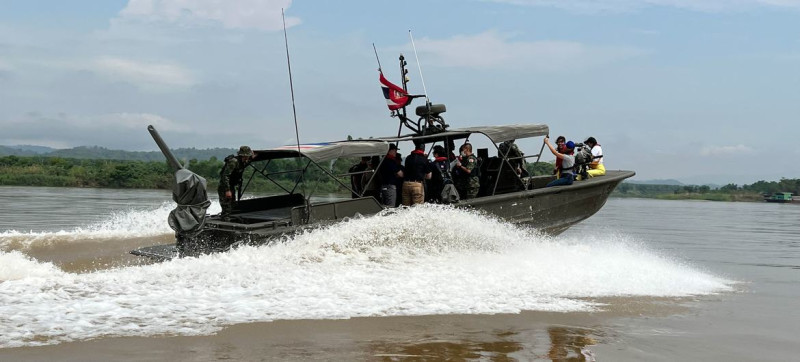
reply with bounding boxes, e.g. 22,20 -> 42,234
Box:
626,179 -> 684,186
2,145 -> 56,154
0,144 -> 235,162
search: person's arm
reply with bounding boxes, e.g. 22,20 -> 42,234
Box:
544,137 -> 565,160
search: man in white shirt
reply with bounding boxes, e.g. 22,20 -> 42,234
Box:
584,137 -> 605,177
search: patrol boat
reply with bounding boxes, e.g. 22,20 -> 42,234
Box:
133,120 -> 634,260
132,55 -> 634,260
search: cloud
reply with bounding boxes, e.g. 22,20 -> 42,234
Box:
0,112 -> 191,149
700,144 -> 755,156
488,0 -> 800,13
410,31 -> 647,71
93,57 -> 196,91
119,0 -> 300,31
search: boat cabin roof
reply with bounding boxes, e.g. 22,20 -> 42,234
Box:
379,124 -> 549,144
252,140 -> 390,163
251,124 -> 549,163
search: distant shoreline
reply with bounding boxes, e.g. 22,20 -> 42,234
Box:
2,155 -> 797,202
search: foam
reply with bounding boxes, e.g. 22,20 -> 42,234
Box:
0,204 -> 734,348
0,201 -> 221,250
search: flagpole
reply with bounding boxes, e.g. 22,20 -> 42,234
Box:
409,30 -> 429,103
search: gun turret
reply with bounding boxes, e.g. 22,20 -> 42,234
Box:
147,125 -> 183,171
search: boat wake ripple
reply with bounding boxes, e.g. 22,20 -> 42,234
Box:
0,204 -> 734,348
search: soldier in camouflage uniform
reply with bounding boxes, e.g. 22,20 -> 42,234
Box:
499,139 -> 525,176
218,145 -> 254,221
453,143 -> 480,199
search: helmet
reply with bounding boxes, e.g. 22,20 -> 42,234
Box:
566,141 -> 575,149
237,145 -> 254,157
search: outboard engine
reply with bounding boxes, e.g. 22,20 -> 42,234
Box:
148,125 -> 211,254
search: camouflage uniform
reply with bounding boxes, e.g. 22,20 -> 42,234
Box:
455,154 -> 480,199
499,140 -> 524,172
218,146 -> 253,220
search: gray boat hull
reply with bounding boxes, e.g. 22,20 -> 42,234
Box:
132,170 -> 634,260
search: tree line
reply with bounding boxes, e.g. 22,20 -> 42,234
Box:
3,154 -> 795,201
614,179 -> 800,201
0,154 -> 555,194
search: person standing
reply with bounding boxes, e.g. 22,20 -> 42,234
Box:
348,156 -> 370,198
453,143 -> 480,199
378,144 -> 403,207
218,145 -> 254,221
402,142 -> 432,206
584,136 -> 605,177
499,139 -> 526,176
544,137 -> 575,187
426,145 -> 451,203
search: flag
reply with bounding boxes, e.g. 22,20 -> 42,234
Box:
380,72 -> 410,111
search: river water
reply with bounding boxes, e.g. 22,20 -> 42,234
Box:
0,186 -> 797,361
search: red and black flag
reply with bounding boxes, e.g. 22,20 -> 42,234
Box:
380,72 -> 411,111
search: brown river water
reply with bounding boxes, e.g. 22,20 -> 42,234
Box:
0,186 -> 798,361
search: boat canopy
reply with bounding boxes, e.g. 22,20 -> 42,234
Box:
379,124 -> 550,144
253,141 -> 390,163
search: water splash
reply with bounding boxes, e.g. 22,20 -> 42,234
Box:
0,204 -> 734,348
0,201 -> 221,250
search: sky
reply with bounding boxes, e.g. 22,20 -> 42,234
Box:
0,0 -> 798,185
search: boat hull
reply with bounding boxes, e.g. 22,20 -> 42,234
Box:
132,170 -> 635,259
461,170 -> 632,235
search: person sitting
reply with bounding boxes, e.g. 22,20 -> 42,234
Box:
378,144 -> 403,207
348,156 -> 370,198
584,136 -> 605,177
543,137 -> 575,187
452,143 -> 480,199
553,136 -> 566,177
402,142 -> 433,206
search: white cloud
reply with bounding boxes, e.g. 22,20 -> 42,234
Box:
410,31 -> 647,71
93,57 -> 195,91
700,144 -> 755,156
488,0 -> 800,13
119,0 -> 300,31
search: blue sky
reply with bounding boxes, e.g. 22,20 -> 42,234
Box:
0,0 -> 798,184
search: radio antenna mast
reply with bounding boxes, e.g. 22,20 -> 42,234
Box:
409,30 -> 429,104
282,8 -> 301,154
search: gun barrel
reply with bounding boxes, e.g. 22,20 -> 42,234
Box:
147,125 -> 183,171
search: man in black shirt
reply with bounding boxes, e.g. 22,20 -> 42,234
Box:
402,142 -> 433,206
378,144 -> 403,207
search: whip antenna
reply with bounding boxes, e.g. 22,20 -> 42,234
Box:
372,43 -> 383,72
409,30 -> 429,103
282,9 -> 301,154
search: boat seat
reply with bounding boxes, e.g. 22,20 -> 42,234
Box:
235,206 -> 296,222
231,193 -> 306,223
415,103 -> 446,117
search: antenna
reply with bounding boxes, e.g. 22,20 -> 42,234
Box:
282,8 -> 301,155
372,43 -> 383,72
408,30 -> 429,103
282,8 -> 308,205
